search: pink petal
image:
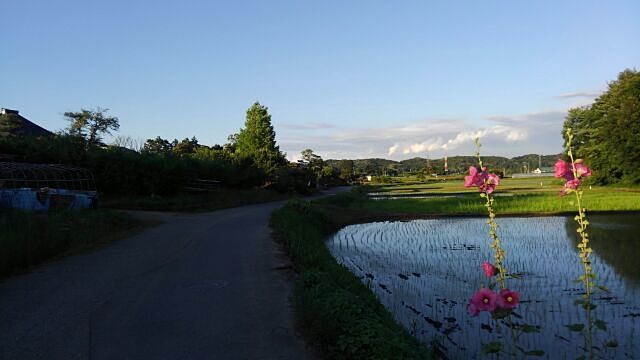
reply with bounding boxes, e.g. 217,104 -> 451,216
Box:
468,303 -> 479,316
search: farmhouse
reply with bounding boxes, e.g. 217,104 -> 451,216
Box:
0,108 -> 53,137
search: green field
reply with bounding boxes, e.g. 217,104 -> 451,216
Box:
320,177 -> 640,215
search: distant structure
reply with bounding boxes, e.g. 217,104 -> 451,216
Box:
538,154 -> 542,170
444,155 -> 449,175
0,108 -> 53,137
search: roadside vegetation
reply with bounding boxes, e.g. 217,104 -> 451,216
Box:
0,209 -> 144,278
270,199 -> 432,360
102,187 -> 287,212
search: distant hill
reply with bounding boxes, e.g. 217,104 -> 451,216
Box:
326,153 -> 561,177
0,108 -> 53,138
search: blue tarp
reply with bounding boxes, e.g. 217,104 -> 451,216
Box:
0,188 -> 96,211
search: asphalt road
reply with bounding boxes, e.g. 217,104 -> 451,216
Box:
0,188 -> 349,360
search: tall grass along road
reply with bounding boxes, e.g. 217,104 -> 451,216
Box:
0,189 -> 349,359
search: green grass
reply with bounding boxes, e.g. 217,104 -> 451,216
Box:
0,209 -> 142,277
101,188 -> 288,212
350,191 -> 640,215
270,199 -> 431,360
370,177 -> 566,194
322,178 -> 640,216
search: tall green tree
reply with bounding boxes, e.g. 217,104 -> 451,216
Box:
235,102 -> 285,178
562,69 -> 640,184
337,160 -> 354,181
173,136 -> 200,155
64,107 -> 119,145
142,136 -> 174,154
301,148 -> 323,174
301,148 -> 324,188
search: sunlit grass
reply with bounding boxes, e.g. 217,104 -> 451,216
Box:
323,178 -> 640,215
353,190 -> 640,215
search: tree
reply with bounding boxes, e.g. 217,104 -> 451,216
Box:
562,69 -> 640,184
173,136 -> 200,155
143,136 -> 174,155
301,148 -> 323,173
338,160 -> 355,181
235,102 -> 285,178
300,148 -> 324,188
64,107 -> 119,145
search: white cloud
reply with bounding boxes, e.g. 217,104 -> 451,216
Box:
278,122 -> 335,130
555,91 -> 602,99
280,110 -> 566,160
387,144 -> 399,155
394,126 -> 528,156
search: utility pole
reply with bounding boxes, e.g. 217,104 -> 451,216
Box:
539,154 -> 542,169
444,155 -> 449,175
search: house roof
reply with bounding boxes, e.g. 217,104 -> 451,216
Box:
0,108 -> 53,137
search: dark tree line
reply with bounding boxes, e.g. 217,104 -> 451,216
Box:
0,102 -> 320,196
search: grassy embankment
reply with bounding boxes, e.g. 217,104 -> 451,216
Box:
318,177 -> 640,216
0,209 -> 145,278
102,188 -> 289,212
270,199 -> 432,360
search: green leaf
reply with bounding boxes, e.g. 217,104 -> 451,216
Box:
597,285 -> 611,293
595,319 -> 607,331
520,324 -> 540,333
481,341 -> 503,354
604,340 -> 618,348
524,350 -> 545,356
566,324 -> 584,332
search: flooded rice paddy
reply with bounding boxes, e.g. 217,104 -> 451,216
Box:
327,214 -> 640,359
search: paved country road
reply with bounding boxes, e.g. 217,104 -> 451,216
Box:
0,188 -> 349,360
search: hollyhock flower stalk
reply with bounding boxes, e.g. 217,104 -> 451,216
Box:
562,128 -> 600,359
466,139 -> 507,288
559,129 -> 595,297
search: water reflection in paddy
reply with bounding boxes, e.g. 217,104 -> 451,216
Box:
326,214 -> 640,359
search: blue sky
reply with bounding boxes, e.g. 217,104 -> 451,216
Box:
1,0 -> 638,160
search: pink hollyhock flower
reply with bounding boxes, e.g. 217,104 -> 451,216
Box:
487,173 -> 500,186
575,161 -> 592,178
470,288 -> 498,313
468,302 -> 480,316
565,178 -> 581,189
559,178 -> 582,196
465,167 -> 500,194
482,261 -> 497,277
554,159 -> 574,181
496,289 -> 519,309
464,166 -> 483,188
